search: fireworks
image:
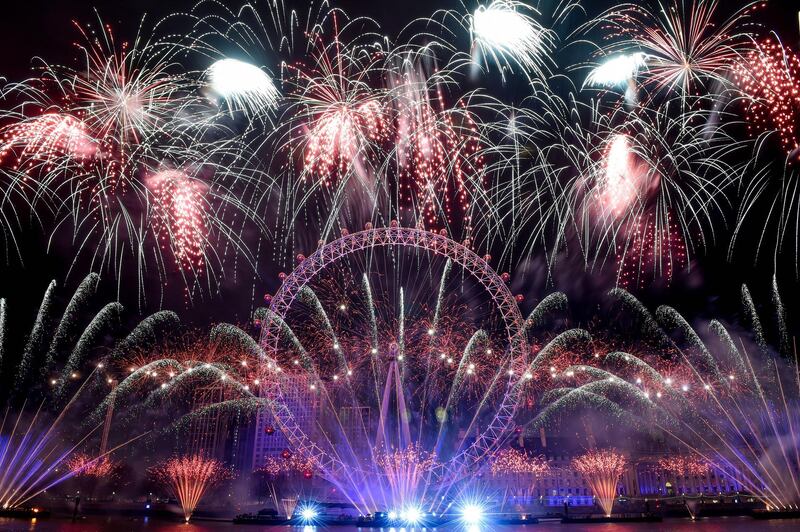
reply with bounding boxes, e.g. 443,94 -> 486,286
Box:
536,285 -> 800,510
207,58 -> 280,116
303,99 -> 388,182
0,113 -> 96,169
257,225 -> 527,514
598,0 -> 759,97
586,53 -> 648,88
490,448 -> 549,476
374,444 -> 438,507
66,454 -> 118,479
471,1 -> 547,79
0,17 -> 263,297
393,87 -> 484,227
657,455 -> 711,478
616,211 -> 688,289
571,449 -> 627,516
255,454 -> 314,478
733,38 -> 800,156
147,169 -> 209,270
595,133 -> 644,218
0,0 -> 795,291
149,455 -> 233,521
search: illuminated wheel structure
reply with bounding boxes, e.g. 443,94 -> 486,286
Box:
259,224 -> 527,483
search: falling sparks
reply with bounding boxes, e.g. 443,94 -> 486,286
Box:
471,0 -> 545,77
207,58 -> 280,115
147,169 -> 208,271
304,100 -> 388,182
490,448 -> 550,476
395,88 -> 484,228
596,133 -> 643,218
656,455 -> 711,477
601,0 -> 758,97
66,453 -> 118,479
586,53 -> 648,88
734,38 -> 800,156
617,212 -> 688,289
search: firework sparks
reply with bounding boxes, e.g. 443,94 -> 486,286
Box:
595,133 -> 645,218
208,58 -> 280,116
599,0 -> 759,97
657,455 -> 711,478
149,455 -> 233,522
617,212 -> 688,289
66,453 -> 118,479
471,0 -> 546,79
303,99 -> 387,182
490,448 -> 550,476
146,170 -> 209,271
0,113 -> 97,170
586,53 -> 648,88
374,444 -> 438,507
734,38 -> 800,156
572,449 -> 627,516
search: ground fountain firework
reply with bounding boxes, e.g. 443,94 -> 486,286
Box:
149,455 -> 233,522
571,449 -> 628,517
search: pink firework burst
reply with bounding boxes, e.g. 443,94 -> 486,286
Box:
594,133 -> 648,218
304,99 -> 388,181
147,170 -> 208,271
656,455 -> 711,477
490,448 -> 550,476
733,38 -> 800,157
0,113 -> 97,171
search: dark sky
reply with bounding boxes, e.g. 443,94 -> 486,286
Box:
0,0 -> 797,334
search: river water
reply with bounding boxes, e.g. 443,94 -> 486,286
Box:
2,516 -> 800,531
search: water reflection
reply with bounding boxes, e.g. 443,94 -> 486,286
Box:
2,516 -> 800,531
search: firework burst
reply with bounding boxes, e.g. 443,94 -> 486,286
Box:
147,169 -> 209,271
594,0 -> 760,99
470,0 -> 549,80
733,38 -> 800,157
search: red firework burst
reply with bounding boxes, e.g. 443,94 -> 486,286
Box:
147,170 -> 208,271
733,38 -> 800,157
0,113 -> 97,170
